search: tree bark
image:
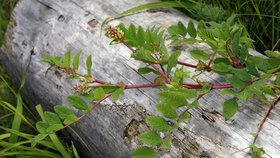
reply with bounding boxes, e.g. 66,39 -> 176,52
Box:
1,0 -> 280,157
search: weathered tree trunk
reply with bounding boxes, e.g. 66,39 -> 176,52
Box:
1,0 -> 280,157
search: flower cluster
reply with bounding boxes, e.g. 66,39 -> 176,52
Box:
105,26 -> 124,44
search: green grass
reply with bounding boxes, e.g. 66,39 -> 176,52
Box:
0,0 -> 17,45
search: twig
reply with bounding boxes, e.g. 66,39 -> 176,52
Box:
253,96 -> 280,144
177,61 -> 197,68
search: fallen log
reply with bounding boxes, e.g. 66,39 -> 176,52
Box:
1,0 -> 280,157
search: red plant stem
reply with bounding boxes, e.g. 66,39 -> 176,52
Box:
123,42 -> 135,53
212,84 -> 233,89
227,44 -> 241,68
183,82 -> 253,90
124,83 -> 161,89
226,50 -> 235,67
149,64 -> 171,83
92,78 -> 107,84
183,83 -> 232,89
253,96 -> 280,144
154,53 -> 167,75
177,61 -> 197,68
205,52 -> 216,71
90,79 -> 255,90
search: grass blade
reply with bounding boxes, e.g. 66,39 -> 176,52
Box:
49,133 -> 71,158
0,133 -> 10,140
114,1 -> 197,19
8,94 -> 23,143
0,101 -> 34,129
0,140 -> 62,158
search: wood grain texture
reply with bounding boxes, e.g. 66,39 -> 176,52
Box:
1,0 -> 279,157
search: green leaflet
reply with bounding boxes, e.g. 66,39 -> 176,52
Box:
44,112 -> 62,125
212,62 -> 231,73
248,56 -> 280,72
54,106 -> 78,125
54,105 -> 74,119
63,115 -> 78,125
145,116 -> 170,132
156,103 -> 178,119
231,28 -> 241,58
158,88 -> 196,108
246,58 -> 259,76
168,21 -> 187,37
63,50 -> 71,67
190,49 -> 210,60
44,112 -> 63,132
86,55 -> 92,75
36,121 -> 49,134
223,98 -> 238,119
171,67 -> 190,86
138,67 -> 160,75
187,21 -> 197,38
250,144 -> 265,158
41,53 -> 63,66
227,75 -> 246,89
131,47 -> 157,63
111,88 -> 124,101
232,68 -> 252,82
137,130 -> 162,146
72,51 -> 81,70
67,96 -> 88,110
161,137 -> 171,149
167,51 -> 181,75
178,112 -> 191,123
93,87 -> 106,100
132,146 -> 156,158
158,90 -> 187,108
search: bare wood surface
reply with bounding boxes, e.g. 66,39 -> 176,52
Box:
1,0 -> 280,157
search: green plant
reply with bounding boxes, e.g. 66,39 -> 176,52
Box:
40,12 -> 279,157
163,0 -> 280,53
